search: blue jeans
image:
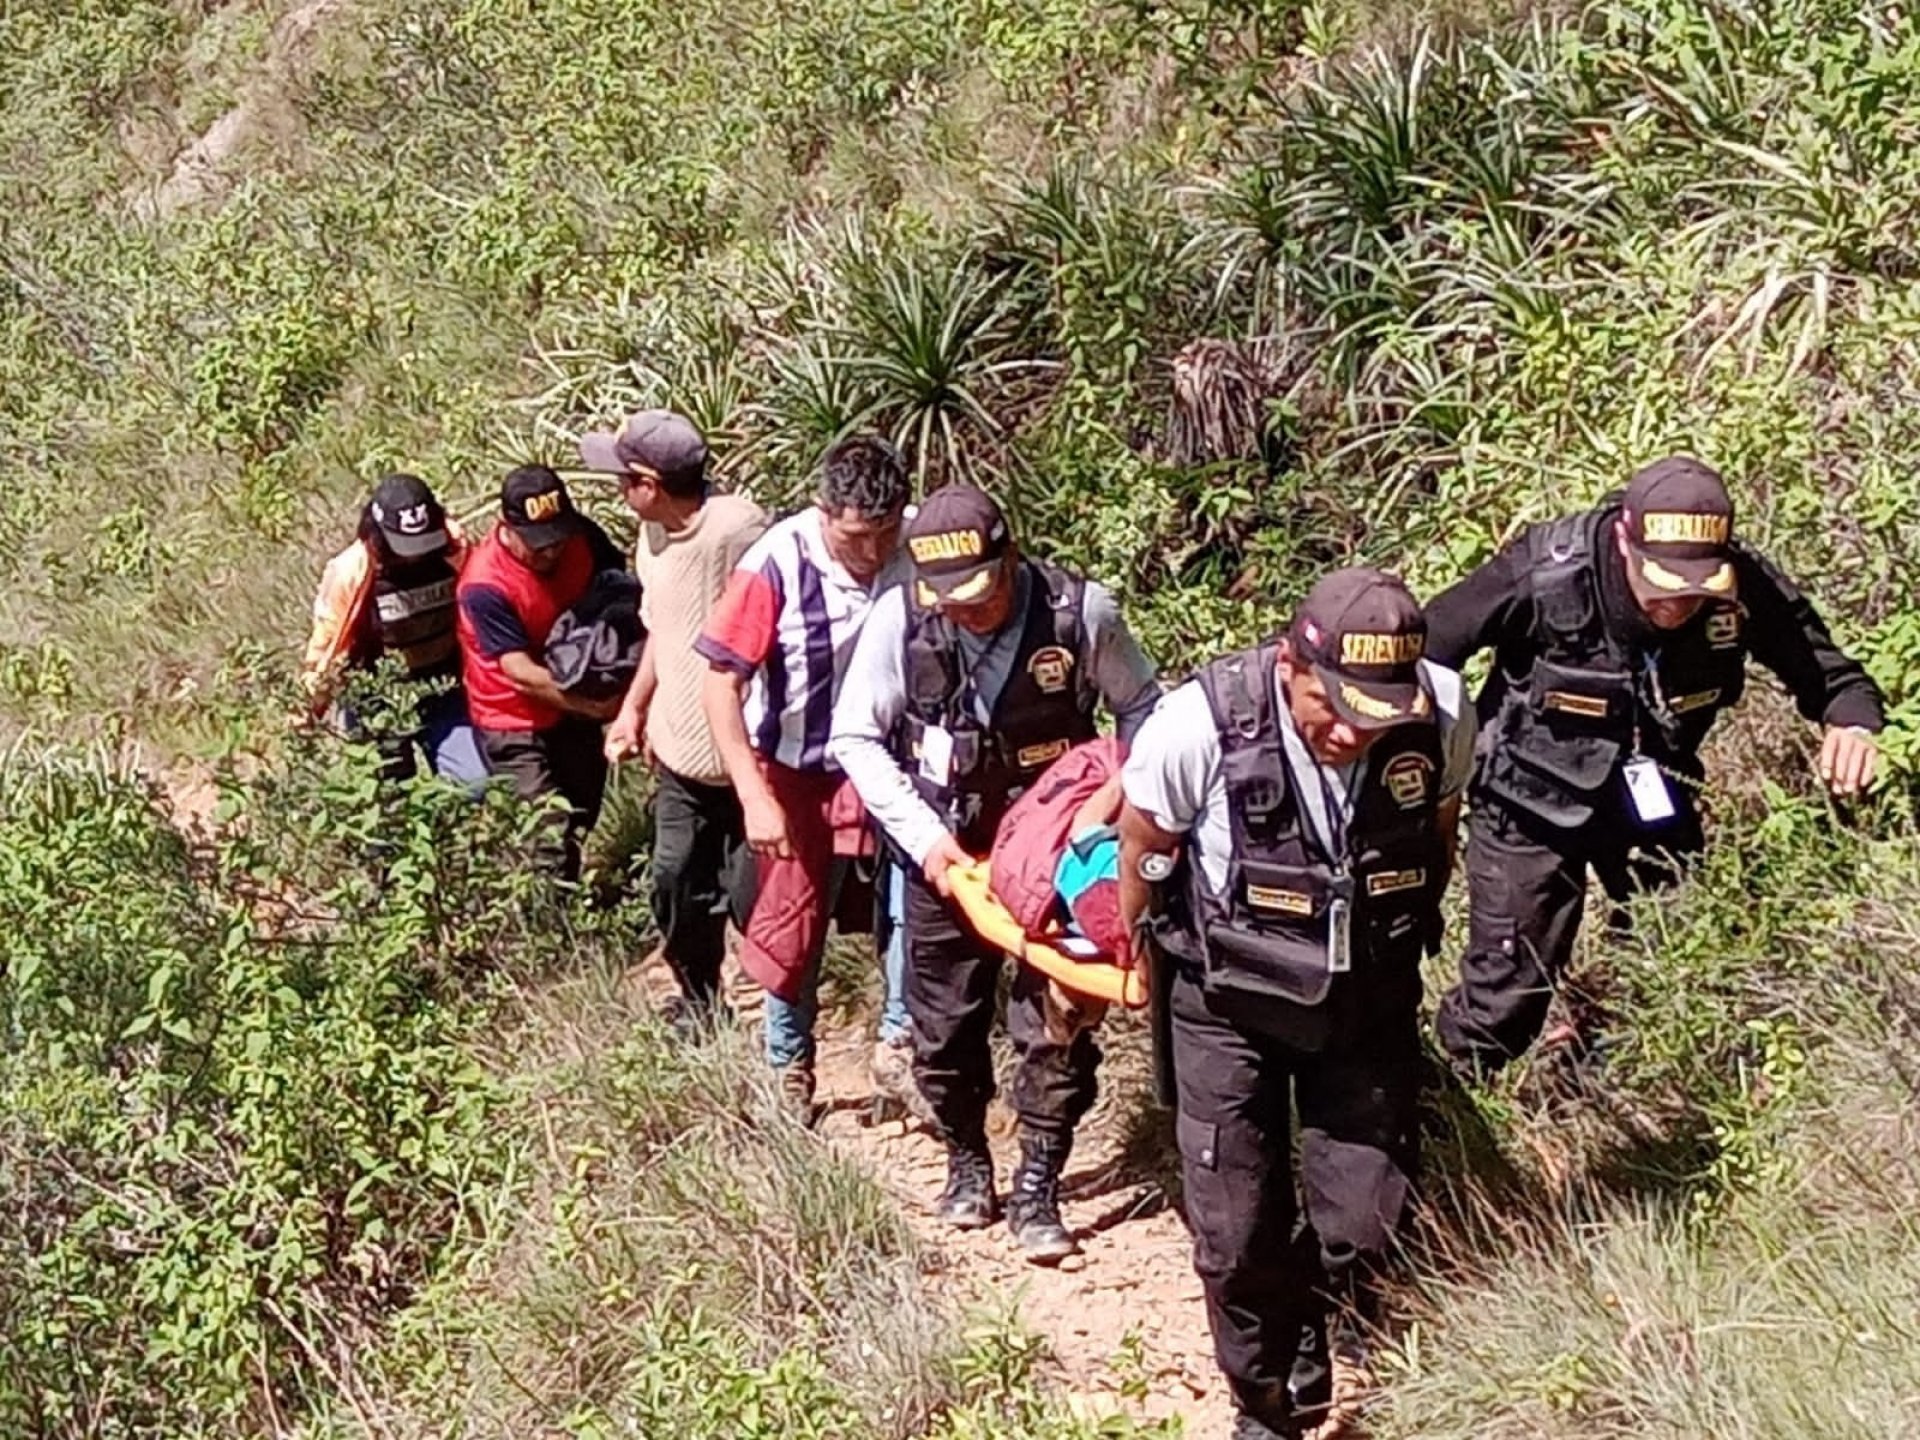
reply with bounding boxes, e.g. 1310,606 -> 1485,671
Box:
879,861 -> 910,1044
416,687 -> 489,788
340,685 -> 488,790
762,856 -> 913,1067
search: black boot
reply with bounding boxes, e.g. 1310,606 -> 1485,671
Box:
1005,1132 -> 1079,1264
939,1142 -> 1000,1229
1286,1316 -> 1331,1420
1228,1414 -> 1297,1440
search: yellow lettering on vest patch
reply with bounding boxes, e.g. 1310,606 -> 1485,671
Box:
1706,610 -> 1740,648
1366,868 -> 1426,897
1670,688 -> 1723,714
908,530 -> 984,564
1016,739 -> 1071,770
523,491 -> 562,522
1246,885 -> 1315,916
1642,511 -> 1730,545
1545,690 -> 1611,718
1339,632 -> 1424,666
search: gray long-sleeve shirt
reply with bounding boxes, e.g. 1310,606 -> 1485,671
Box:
829,570 -> 1160,864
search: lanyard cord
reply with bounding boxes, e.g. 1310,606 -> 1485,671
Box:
1306,751 -> 1358,869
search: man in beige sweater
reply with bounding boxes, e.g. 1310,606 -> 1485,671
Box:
584,410 -> 767,1030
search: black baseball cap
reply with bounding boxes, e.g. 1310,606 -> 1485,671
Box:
1287,567 -> 1431,730
906,485 -> 1012,607
1621,456 -> 1736,599
500,465 -> 581,548
578,409 -> 709,487
368,473 -> 449,559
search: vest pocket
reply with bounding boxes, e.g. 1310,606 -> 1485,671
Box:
1202,924 -> 1334,1007
1527,657 -> 1633,729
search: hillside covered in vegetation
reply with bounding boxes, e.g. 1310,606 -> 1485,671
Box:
4,0 -> 1920,1435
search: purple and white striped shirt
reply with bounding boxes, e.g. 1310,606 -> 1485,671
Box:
696,508 -> 907,772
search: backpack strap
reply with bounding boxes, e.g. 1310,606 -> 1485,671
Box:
1035,560 -> 1093,712
1197,645 -> 1295,848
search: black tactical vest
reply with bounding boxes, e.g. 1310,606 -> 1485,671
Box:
368,555 -> 459,680
1477,502 -> 1747,830
1178,644 -> 1446,1050
896,559 -> 1098,850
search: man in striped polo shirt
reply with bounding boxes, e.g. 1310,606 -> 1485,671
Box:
697,436 -> 913,1113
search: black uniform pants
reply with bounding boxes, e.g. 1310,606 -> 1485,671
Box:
651,767 -> 743,1011
1171,971 -> 1420,1427
903,869 -> 1099,1150
1435,794 -> 1704,1070
477,717 -> 610,882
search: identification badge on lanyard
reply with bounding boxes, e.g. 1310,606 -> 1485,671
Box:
1328,898 -> 1352,973
918,725 -> 955,786
1623,756 -> 1676,824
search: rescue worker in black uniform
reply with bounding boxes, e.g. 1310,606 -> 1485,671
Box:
1427,455 -> 1883,1075
1118,568 -> 1475,1440
830,485 -> 1160,1264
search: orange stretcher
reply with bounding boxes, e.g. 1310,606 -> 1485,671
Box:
944,861 -> 1149,1009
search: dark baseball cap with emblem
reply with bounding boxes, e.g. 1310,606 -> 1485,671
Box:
1287,566 -> 1431,730
577,408 -> 710,488
1621,455 -> 1736,600
905,485 -> 1012,607
368,472 -> 449,559
500,465 -> 581,548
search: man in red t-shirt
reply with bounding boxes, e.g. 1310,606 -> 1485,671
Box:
457,465 -> 628,879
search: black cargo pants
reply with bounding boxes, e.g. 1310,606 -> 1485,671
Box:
1434,792 -> 1704,1071
477,716 -> 610,882
903,869 -> 1099,1150
650,766 -> 743,1012
1171,970 -> 1420,1430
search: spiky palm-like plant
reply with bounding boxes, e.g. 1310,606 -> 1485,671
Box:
833,250 -> 1053,491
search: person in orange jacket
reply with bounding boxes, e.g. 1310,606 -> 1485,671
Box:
300,473 -> 488,785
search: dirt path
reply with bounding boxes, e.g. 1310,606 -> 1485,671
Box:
810,1026 -> 1233,1434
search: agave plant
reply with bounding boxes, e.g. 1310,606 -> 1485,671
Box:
830,248 -> 1054,491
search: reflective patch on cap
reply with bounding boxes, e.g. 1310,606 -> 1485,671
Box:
1339,632 -> 1424,666
1640,556 -> 1735,593
1338,683 -> 1404,721
909,530 -> 984,563
1642,512 -> 1730,545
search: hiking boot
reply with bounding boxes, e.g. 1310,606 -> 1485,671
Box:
938,1143 -> 1000,1230
662,993 -> 730,1045
777,1060 -> 818,1127
868,1032 -> 932,1125
1322,1309 -> 1376,1435
1286,1318 -> 1331,1420
1228,1411 -> 1298,1440
1005,1132 -> 1079,1265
